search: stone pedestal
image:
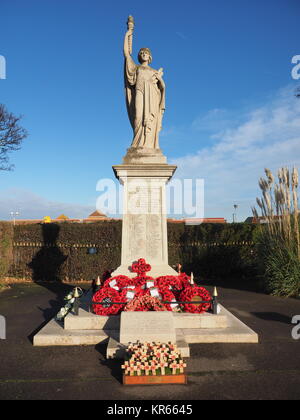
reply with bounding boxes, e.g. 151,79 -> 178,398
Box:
120,311 -> 176,344
111,149 -> 177,278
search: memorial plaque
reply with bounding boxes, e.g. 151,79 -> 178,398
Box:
120,311 -> 176,344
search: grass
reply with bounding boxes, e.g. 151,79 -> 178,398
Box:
253,167 -> 300,297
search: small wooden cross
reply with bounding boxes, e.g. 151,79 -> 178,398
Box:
170,362 -> 178,375
144,364 -> 151,376
178,360 -> 187,373
159,361 -> 168,376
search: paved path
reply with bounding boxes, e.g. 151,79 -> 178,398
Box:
0,282 -> 300,400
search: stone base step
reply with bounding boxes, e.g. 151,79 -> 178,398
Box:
64,308 -> 227,331
33,305 -> 258,348
106,336 -> 191,359
173,312 -> 227,329
178,305 -> 258,344
33,319 -> 119,347
64,310 -> 120,331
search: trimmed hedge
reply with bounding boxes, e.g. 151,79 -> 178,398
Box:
11,221 -> 122,281
9,221 -> 259,282
0,222 -> 13,279
167,222 -> 259,279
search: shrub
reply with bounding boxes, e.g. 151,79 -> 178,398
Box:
0,222 -> 13,279
11,221 -> 122,282
253,167 -> 300,297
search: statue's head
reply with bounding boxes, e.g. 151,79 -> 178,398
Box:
138,48 -> 152,64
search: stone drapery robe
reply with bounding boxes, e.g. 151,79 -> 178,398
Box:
124,56 -> 165,149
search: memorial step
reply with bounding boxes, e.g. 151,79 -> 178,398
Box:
33,305 -> 258,348
64,309 -> 120,331
106,336 -> 191,359
178,305 -> 258,344
33,319 -> 118,347
64,308 -> 228,331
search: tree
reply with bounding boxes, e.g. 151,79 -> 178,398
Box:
0,104 -> 27,170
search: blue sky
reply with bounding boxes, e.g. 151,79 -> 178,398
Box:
0,0 -> 299,221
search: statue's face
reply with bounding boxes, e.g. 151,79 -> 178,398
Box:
141,51 -> 150,61
138,49 -> 152,64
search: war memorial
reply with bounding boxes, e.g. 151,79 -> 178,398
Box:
33,16 -> 258,384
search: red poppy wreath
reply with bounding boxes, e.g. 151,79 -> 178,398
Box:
179,286 -> 212,314
102,275 -> 134,290
92,287 -> 125,316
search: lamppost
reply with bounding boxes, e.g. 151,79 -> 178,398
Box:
10,211 -> 19,225
233,204 -> 238,223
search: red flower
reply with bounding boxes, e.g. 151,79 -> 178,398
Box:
124,295 -> 167,312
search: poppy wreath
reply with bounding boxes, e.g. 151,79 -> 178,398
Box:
133,275 -> 156,289
124,294 -> 167,312
178,273 -> 192,289
156,275 -> 183,291
103,275 -> 134,290
120,284 -> 147,303
159,287 -> 178,312
131,258 -> 152,277
92,287 -> 125,316
141,286 -> 164,305
179,286 -> 212,314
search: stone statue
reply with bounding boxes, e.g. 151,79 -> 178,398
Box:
123,16 -> 165,150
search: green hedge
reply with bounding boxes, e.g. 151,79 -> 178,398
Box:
167,222 -> 259,279
9,221 -> 259,282
11,221 -> 122,281
0,222 -> 13,279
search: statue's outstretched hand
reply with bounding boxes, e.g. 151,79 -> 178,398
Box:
153,68 -> 165,88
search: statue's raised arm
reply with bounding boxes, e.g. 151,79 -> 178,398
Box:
123,16 -> 165,150
124,15 -> 134,57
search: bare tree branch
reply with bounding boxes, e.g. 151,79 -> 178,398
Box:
0,104 -> 28,171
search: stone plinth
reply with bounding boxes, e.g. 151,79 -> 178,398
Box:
64,309 -> 120,331
111,162 -> 178,278
123,147 -> 167,164
119,311 -> 176,344
33,304 -> 258,349
64,309 -> 228,331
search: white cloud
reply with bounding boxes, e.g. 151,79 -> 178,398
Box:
170,86 -> 300,222
192,108 -> 239,132
0,188 -> 95,220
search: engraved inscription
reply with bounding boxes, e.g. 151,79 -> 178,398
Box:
120,312 -> 176,344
